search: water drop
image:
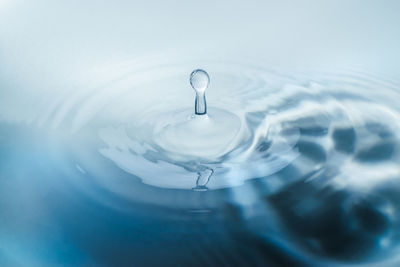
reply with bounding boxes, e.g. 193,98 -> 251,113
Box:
190,69 -> 210,115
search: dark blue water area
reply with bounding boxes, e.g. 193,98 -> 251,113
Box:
1,123 -> 399,266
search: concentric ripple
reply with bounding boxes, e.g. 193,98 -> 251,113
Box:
51,59 -> 399,195
2,57 -> 400,265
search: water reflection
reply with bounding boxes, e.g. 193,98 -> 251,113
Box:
1,60 -> 400,265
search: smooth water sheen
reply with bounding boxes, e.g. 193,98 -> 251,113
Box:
1,58 -> 400,266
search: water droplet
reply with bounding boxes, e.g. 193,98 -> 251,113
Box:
190,69 -> 209,115
190,69 -> 210,92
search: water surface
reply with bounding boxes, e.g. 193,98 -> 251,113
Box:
1,58 -> 400,266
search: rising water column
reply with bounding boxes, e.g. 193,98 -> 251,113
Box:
190,69 -> 210,115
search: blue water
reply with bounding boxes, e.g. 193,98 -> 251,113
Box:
1,61 -> 400,266
2,1 -> 400,266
